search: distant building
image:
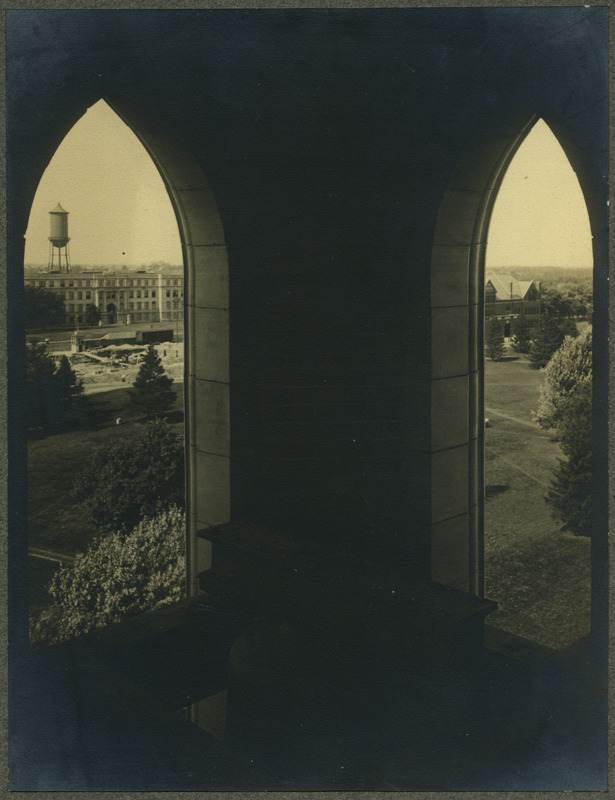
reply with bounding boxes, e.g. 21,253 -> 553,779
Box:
24,268 -> 184,327
484,272 -> 542,336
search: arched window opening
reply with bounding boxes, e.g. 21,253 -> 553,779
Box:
25,100 -> 187,646
483,119 -> 593,652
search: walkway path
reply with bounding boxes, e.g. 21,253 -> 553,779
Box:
28,546 -> 76,565
484,406 -> 545,433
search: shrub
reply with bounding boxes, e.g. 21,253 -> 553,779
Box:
31,506 -> 186,645
534,328 -> 592,433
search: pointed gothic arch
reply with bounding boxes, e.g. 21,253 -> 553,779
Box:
23,96 -> 230,599
429,111 -> 605,648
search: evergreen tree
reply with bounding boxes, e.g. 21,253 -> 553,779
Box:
510,313 -> 532,354
26,343 -> 85,434
26,340 -> 58,433
485,319 -> 505,361
556,381 -> 592,459
55,354 -> 87,428
546,449 -> 592,536
55,354 -> 82,404
129,344 -> 176,418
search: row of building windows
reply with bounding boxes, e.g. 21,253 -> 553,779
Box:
28,278 -> 183,289
485,302 -> 540,313
67,313 -> 164,324
65,300 -> 182,312
56,289 -> 185,301
28,275 -> 182,289
66,290 -> 182,300
65,291 -> 91,301
485,305 -> 540,317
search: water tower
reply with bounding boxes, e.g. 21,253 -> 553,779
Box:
48,202 -> 71,272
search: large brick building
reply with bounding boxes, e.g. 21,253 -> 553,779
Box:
484,272 -> 542,335
25,268 -> 184,326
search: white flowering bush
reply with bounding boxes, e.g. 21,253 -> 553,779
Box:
31,506 -> 185,645
534,327 -> 592,433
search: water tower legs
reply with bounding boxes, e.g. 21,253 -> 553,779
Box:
47,241 -> 71,272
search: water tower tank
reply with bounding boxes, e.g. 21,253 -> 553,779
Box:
47,203 -> 71,272
49,202 -> 70,247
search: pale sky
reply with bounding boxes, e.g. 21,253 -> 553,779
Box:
25,106 -> 591,270
24,100 -> 183,267
486,119 -> 593,268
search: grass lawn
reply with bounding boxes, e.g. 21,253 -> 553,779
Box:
484,351 -> 591,651
27,384 -> 184,557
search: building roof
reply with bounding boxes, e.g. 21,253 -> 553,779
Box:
100,330 -> 136,341
485,272 -> 538,301
50,202 -> 68,214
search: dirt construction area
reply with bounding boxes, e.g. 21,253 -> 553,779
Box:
73,345 -> 184,394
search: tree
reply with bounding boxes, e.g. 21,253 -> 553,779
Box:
26,343 -> 85,434
75,418 -> 185,532
535,329 -> 593,537
540,287 -> 575,319
54,354 -> 85,424
542,280 -> 593,319
84,303 -> 102,327
485,319 -> 505,361
129,344 -> 176,418
536,276 -> 593,321
24,285 -> 65,331
546,384 -> 592,536
555,381 -> 592,458
31,507 -> 186,645
534,328 -> 592,432
510,313 -> 532,354
546,448 -> 592,536
528,313 -> 578,370
26,340 -> 57,432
